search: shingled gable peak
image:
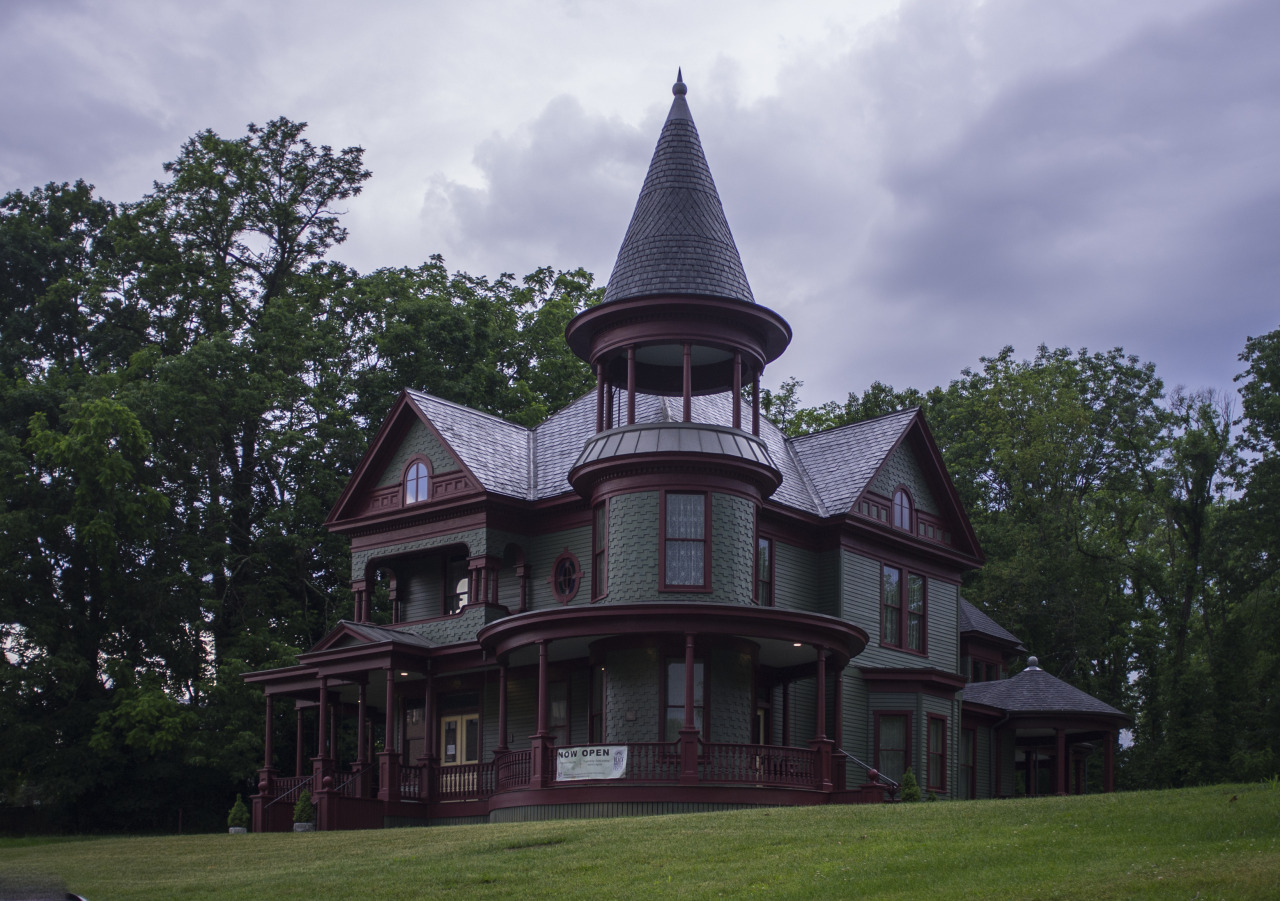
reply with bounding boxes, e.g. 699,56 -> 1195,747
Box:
601,71 -> 754,305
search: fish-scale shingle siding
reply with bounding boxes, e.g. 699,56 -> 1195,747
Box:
377,420 -> 460,487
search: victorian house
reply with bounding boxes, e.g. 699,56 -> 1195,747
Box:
246,75 -> 1128,831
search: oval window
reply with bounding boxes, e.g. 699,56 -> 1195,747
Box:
550,550 -> 581,604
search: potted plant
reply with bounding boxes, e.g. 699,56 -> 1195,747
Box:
292,789 -> 315,831
227,793 -> 250,833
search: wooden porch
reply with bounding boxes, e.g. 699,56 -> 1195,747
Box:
252,740 -> 890,831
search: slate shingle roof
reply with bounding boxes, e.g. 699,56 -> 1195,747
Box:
404,387 -> 883,515
959,597 -> 1026,651
962,661 -> 1128,720
407,390 -> 530,499
789,409 -> 918,515
602,76 -> 754,305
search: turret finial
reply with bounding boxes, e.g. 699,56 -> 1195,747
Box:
673,68 -> 687,96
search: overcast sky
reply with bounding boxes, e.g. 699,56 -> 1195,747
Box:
3,0 -> 1276,407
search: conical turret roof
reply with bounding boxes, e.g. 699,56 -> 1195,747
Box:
603,72 -> 754,304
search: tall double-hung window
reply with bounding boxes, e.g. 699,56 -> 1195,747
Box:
663,492 -> 708,588
882,565 -> 926,653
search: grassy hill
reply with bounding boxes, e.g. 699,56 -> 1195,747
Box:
2,782 -> 1277,900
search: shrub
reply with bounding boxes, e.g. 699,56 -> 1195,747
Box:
293,789 -> 315,824
900,768 -> 922,802
227,794 -> 250,829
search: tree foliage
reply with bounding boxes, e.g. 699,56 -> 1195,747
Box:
0,118 -> 599,830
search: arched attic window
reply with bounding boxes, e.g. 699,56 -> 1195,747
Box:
404,460 -> 430,505
892,488 -> 913,531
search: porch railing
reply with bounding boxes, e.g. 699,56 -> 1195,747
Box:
263,775 -> 313,810
495,749 -> 532,791
698,743 -> 815,787
436,762 -> 496,803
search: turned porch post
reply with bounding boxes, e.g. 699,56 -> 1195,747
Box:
356,682 -> 367,764
295,706 -> 305,776
810,646 -> 834,791
497,661 -> 509,752
378,667 -> 400,803
530,641 -> 553,787
263,694 -> 274,770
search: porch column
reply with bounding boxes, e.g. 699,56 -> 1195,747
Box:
680,633 -> 699,785
732,352 -> 742,430
295,706 -> 305,777
627,346 -> 636,425
1027,749 -> 1037,797
781,682 -> 791,746
263,694 -> 274,770
682,342 -> 692,422
810,647 -> 834,791
378,668 -> 400,803
595,363 -> 604,433
530,641 -> 553,787
605,381 -> 614,430
312,679 -> 333,797
497,661 -> 509,752
1105,730 -> 1116,793
356,682 -> 367,764
1055,728 -> 1067,795
833,664 -> 844,748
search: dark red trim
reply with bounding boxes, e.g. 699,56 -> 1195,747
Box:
873,709 -> 911,780
548,548 -> 582,604
861,667 -> 966,699
478,604 -> 868,665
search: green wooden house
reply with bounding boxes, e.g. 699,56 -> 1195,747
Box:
246,74 -> 1127,831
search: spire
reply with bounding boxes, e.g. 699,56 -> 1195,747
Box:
602,73 -> 754,305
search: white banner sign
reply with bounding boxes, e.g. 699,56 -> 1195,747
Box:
555,745 -> 628,781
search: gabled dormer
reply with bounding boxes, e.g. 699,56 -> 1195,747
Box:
325,390 -> 484,532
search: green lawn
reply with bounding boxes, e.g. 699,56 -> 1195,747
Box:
3,783 -> 1278,900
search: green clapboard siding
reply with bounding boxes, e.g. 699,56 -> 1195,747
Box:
841,549 -> 961,674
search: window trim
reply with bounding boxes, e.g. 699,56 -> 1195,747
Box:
927,713 -> 947,793
754,535 -> 774,606
549,549 -> 582,605
591,500 -> 609,602
403,456 -> 432,506
892,485 -> 913,532
659,491 -> 712,592
874,710 -> 912,784
880,563 -> 928,656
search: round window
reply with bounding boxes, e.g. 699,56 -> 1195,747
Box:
550,550 -> 581,604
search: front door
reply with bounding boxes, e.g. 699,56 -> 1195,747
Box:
439,713 -> 479,765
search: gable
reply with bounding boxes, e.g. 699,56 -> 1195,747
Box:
326,392 -> 482,529
867,442 -> 938,515
375,420 -> 460,487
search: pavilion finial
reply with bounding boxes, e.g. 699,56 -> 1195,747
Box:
673,68 -> 687,96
